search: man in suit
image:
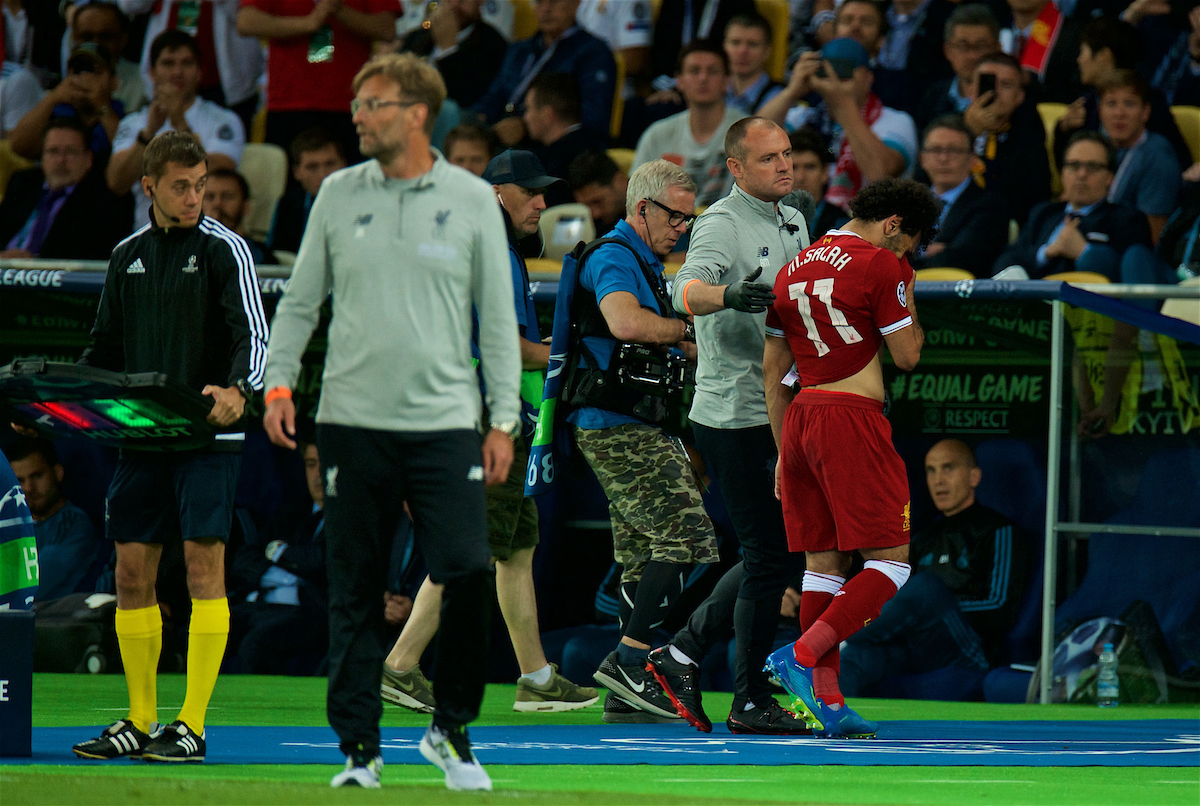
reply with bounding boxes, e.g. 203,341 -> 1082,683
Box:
396,0 -> 507,109
523,72 -> 606,207
913,115 -> 1010,275
0,117 -> 132,260
913,4 -> 1002,132
1001,0 -> 1083,104
993,130 -> 1151,280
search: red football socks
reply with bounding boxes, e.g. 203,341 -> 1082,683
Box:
795,568 -> 900,666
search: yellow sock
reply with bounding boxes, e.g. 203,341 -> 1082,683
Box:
176,597 -> 229,735
114,605 -> 162,734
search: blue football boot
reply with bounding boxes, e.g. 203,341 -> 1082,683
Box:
763,644 -> 824,731
813,701 -> 878,739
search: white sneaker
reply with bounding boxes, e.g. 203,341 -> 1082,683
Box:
330,754 -> 383,788
418,725 -> 492,791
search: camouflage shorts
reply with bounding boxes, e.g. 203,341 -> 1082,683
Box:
574,423 -> 718,583
487,437 -> 539,561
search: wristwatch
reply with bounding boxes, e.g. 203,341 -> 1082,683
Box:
234,378 -> 255,402
490,420 -> 522,440
683,321 -> 696,342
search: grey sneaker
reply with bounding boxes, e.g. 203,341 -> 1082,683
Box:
514,664 -> 600,712
601,692 -> 683,724
381,662 -> 435,713
419,724 -> 492,791
330,753 -> 383,788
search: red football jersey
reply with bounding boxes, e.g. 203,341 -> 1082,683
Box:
765,229 -> 914,385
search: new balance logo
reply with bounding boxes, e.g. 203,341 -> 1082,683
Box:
466,465 -> 484,481
126,258 -> 145,274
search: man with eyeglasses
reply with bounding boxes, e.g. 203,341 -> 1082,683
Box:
994,130 -> 1150,280
912,114 -> 1009,275
569,160 -> 721,724
913,4 -> 1001,132
262,54 -> 519,791
644,117 -> 812,736
0,116 -> 131,259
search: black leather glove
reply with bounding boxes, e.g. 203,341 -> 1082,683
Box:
723,267 -> 777,313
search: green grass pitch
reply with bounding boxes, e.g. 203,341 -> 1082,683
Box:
2,674 -> 1197,805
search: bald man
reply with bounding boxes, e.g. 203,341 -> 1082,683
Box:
836,439 -> 1032,698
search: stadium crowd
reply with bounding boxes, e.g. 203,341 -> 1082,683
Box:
2,0 -> 1199,792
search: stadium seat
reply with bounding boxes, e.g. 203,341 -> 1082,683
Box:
511,0 -> 536,40
607,147 -> 635,175
526,256 -> 563,276
249,106 -> 266,144
1160,276 -> 1200,326
1037,102 -> 1068,196
914,268 -> 975,281
0,138 -> 33,203
753,0 -> 790,82
272,250 -> 296,267
611,51 -> 626,141
239,143 -> 289,243
1042,271 -> 1111,284
1170,105 -> 1200,164
539,203 -> 596,261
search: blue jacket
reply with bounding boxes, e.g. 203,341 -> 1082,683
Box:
472,27 -> 616,139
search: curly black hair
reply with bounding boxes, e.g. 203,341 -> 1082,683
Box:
847,178 -> 942,249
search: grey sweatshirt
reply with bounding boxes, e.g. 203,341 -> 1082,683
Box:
672,183 -> 810,429
263,154 -> 521,432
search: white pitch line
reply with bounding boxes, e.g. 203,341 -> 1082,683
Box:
658,779 -> 771,783
1153,781 -> 1200,785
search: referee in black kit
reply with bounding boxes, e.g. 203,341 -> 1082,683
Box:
69,130 -> 268,763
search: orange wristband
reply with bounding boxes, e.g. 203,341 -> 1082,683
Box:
264,386 -> 292,405
681,278 -> 702,316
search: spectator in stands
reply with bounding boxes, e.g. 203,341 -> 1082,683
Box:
228,440 -> 328,675
913,4 -> 1001,132
787,127 -> 846,240
441,121 -> 499,177
473,0 -> 617,147
0,58 -> 42,137
7,438 -> 101,602
1000,0 -> 1083,103
267,127 -> 347,254
723,13 -> 784,114
524,72 -> 604,207
877,0 -> 957,110
914,114 -> 1011,275
824,0 -> 909,110
121,0 -> 263,134
0,117 -> 132,258
760,37 -> 917,211
577,0 -> 653,94
568,148 -> 628,233
634,41 -> 744,208
68,2 -> 145,114
994,130 -> 1151,280
1055,15 -> 1191,170
107,30 -> 245,233
395,0 -> 507,109
9,43 -> 121,163
237,0 -> 398,164
3,0 -> 65,84
649,0 -> 755,92
202,167 -> 277,265
1136,1 -> 1200,108
1092,70 -> 1182,242
839,439 -> 1031,696
961,52 -> 1051,223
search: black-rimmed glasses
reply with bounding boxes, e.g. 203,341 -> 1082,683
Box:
644,197 -> 696,229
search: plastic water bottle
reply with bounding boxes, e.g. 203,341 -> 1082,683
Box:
1097,642 -> 1119,708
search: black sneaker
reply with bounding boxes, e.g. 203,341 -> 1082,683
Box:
72,720 -> 153,760
726,700 -> 814,735
601,692 -> 682,724
593,650 -> 677,718
142,720 -> 205,762
646,645 -> 711,732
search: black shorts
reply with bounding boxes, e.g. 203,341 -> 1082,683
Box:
106,451 -> 240,544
